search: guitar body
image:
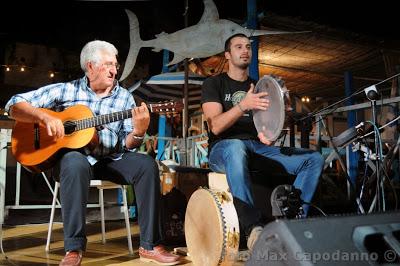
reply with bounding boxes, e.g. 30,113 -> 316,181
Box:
11,105 -> 96,172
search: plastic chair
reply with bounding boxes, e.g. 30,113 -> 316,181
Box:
45,179 -> 133,255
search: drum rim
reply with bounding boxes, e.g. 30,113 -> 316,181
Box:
253,75 -> 285,141
206,188 -> 230,265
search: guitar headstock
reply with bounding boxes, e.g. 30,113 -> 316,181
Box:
148,101 -> 184,116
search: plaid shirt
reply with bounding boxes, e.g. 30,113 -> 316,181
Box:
5,76 -> 136,164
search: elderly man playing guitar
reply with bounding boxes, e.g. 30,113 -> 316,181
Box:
6,40 -> 181,266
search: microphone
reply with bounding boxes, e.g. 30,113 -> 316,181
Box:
271,184 -> 304,219
364,85 -> 379,101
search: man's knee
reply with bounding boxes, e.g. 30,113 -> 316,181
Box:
59,151 -> 90,172
224,139 -> 246,149
139,155 -> 160,189
310,151 -> 325,168
61,151 -> 87,163
140,155 -> 159,173
126,153 -> 159,181
219,139 -> 247,158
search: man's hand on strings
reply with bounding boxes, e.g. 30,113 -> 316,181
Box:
41,112 -> 65,139
132,102 -> 150,136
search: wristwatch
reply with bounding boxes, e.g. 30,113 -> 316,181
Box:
132,134 -> 145,140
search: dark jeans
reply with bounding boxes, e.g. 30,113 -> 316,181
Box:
53,151 -> 161,252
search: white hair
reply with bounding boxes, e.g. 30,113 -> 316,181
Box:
80,40 -> 118,73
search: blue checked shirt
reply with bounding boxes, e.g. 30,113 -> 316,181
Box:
5,76 -> 137,164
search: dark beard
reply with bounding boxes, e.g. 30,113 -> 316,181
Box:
238,62 -> 250,70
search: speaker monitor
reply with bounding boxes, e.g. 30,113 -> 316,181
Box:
246,211 -> 400,266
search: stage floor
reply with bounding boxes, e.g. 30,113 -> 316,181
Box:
0,221 -> 245,265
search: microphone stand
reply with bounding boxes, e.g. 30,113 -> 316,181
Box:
319,116 -> 365,214
292,94 -> 366,213
290,73 -> 400,213
368,96 -> 385,212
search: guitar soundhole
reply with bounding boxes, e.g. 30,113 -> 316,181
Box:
64,121 -> 77,135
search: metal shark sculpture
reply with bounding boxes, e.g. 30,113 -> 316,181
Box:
120,0 -> 307,81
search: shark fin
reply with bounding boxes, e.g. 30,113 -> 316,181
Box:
167,53 -> 187,66
155,31 -> 168,38
198,0 -> 219,24
120,9 -> 143,81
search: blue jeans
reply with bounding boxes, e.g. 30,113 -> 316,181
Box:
209,139 -> 324,231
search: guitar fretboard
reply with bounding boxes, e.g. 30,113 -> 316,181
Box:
75,109 -> 133,131
63,102 -> 182,132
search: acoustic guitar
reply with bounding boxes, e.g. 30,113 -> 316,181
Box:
11,101 -> 183,173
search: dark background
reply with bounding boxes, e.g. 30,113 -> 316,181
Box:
1,0 -> 397,78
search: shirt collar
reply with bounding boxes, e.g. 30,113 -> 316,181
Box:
81,76 -> 120,95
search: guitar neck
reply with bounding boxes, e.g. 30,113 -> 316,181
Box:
75,109 -> 133,131
72,102 -> 181,131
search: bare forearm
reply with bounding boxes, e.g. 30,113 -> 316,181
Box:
124,130 -> 145,149
204,83 -> 269,136
208,104 -> 244,135
10,102 -> 65,138
9,102 -> 46,123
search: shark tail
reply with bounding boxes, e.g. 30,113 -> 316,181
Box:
119,9 -> 143,81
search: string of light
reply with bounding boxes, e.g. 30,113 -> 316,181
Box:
1,64 -> 58,79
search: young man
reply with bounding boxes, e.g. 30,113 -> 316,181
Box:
6,40 -> 181,266
201,33 -> 324,250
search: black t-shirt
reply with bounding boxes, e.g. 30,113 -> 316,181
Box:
201,72 -> 258,150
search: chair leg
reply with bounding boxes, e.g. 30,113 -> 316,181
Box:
99,188 -> 106,244
46,181 -> 60,252
121,185 -> 133,255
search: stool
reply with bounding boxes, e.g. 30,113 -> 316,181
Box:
208,172 -> 229,191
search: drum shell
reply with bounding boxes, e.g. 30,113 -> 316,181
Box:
185,188 -> 240,266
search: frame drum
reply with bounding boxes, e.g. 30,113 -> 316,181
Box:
185,188 -> 240,266
253,75 -> 287,142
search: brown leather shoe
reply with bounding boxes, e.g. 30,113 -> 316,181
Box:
139,245 -> 181,265
59,251 -> 82,266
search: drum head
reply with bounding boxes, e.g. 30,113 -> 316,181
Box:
185,189 -> 238,266
253,75 -> 285,142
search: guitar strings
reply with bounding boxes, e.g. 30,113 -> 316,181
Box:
61,110 -> 133,129
60,103 -> 178,129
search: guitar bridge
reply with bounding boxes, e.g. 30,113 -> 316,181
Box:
34,123 -> 40,150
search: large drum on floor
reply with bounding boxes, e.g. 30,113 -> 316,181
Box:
185,188 -> 240,266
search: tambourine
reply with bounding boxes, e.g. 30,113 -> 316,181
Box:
253,75 -> 291,142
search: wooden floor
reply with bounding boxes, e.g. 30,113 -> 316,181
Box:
0,221 -> 245,266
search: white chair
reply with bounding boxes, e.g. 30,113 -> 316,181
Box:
45,179 -> 134,255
